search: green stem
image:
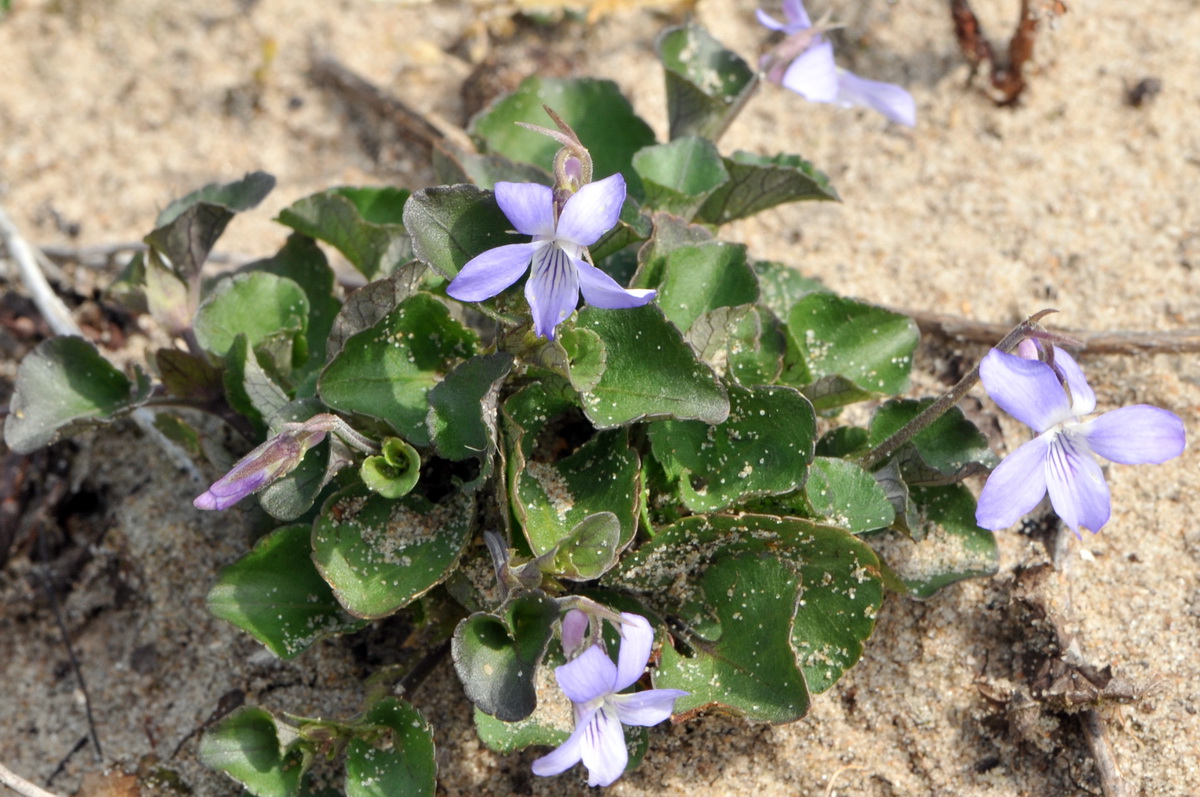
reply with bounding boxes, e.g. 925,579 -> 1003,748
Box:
854,309 -> 1058,471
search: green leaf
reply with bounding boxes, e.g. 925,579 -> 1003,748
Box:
403,185 -> 514,281
427,352 -> 514,463
148,171 -> 276,281
629,212 -> 714,290
609,514 -> 883,713
207,524 -> 366,659
696,151 -> 838,226
312,486 -> 475,618
753,260 -> 825,320
155,347 -> 223,402
326,262 -> 428,360
804,457 -> 895,533
245,234 -> 342,374
473,705 -> 568,754
451,592 -> 560,721
555,326 -> 606,393
657,241 -> 759,334
361,438 -> 421,499
552,512 -> 621,581
657,25 -> 757,141
573,304 -> 728,428
866,485 -> 999,598
194,272 -> 309,364
660,554 -> 811,722
683,303 -> 789,386
223,334 -> 290,434
345,699 -> 436,797
199,707 -> 305,797
511,428 -> 641,558
276,187 -> 412,280
469,76 -> 657,200
318,293 -> 478,447
4,337 -> 151,454
632,136 -> 729,219
648,383 -> 815,512
867,399 -> 999,481
785,293 -> 919,410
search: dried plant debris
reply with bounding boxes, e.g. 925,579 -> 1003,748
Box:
950,0 -> 1068,105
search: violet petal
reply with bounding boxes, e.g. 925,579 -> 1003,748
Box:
556,645 -> 617,705
525,244 -> 580,339
1049,346 -> 1096,416
979,349 -> 1072,433
975,433 -> 1052,530
445,242 -> 538,302
835,69 -> 916,127
555,173 -> 626,247
613,613 -> 653,692
575,259 -> 657,310
1044,432 -> 1111,534
780,40 -> 839,103
530,716 -> 587,777
1081,405 -> 1186,465
611,688 -> 689,727
494,182 -> 555,237
579,705 -> 629,788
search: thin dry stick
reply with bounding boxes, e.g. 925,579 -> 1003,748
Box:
1080,709 -> 1130,797
0,761 -> 64,797
901,307 -> 1200,355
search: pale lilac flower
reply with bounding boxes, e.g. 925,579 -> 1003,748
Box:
757,0 -> 916,127
446,174 -> 656,340
194,415 -> 339,510
976,346 -> 1185,536
532,612 -> 687,787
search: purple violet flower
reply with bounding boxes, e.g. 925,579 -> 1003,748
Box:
757,0 -> 916,127
532,612 -> 687,787
194,415 -> 340,510
445,174 -> 656,340
976,345 -> 1185,536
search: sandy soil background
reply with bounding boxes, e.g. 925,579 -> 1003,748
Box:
1,0 -> 1198,795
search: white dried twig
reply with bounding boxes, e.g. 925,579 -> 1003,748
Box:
0,761 -> 64,797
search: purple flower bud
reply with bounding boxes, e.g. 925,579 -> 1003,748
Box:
194,415 -> 340,511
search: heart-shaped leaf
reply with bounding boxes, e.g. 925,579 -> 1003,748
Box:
632,136 -> 729,219
696,151 -> 838,225
649,383 -> 815,512
345,699 -> 436,797
199,706 -> 306,797
867,399 -> 998,481
277,187 -> 412,280
318,293 -> 478,447
469,76 -> 657,200
572,304 -> 728,428
803,457 -> 895,534
656,242 -> 759,334
312,486 -> 475,618
403,184 -> 514,281
207,524 -> 367,659
194,272 -> 309,364
866,484 -> 999,598
147,171 -> 276,281
451,591 -> 560,721
4,337 -> 152,454
657,25 -> 757,141
427,352 -> 514,463
785,293 -> 919,410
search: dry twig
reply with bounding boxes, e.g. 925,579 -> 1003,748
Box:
0,761 -> 64,797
